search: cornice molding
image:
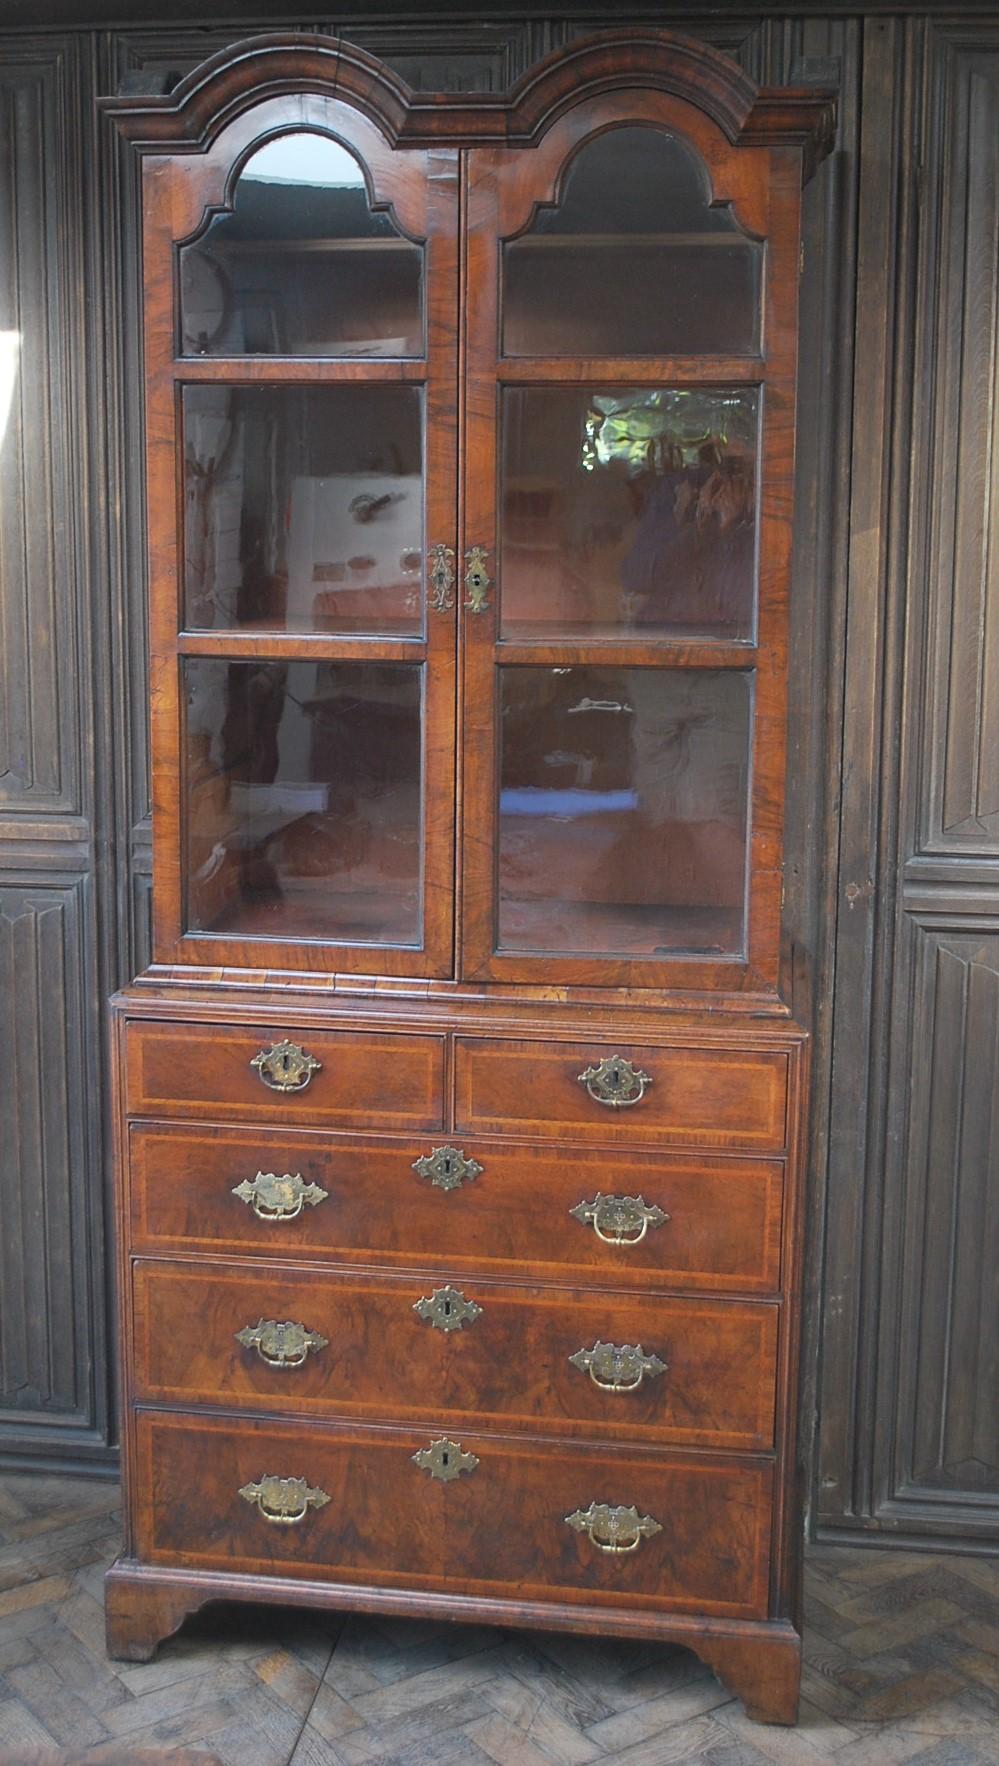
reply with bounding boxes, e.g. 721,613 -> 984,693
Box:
100,27 -> 835,180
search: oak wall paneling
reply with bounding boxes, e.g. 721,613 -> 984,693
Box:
0,36 -> 112,1468
0,5 -> 996,1556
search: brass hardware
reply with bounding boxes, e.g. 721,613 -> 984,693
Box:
569,1341 -> 667,1392
412,1145 -> 483,1191
231,1171 -> 328,1222
463,545 -> 492,613
413,1286 -> 482,1332
565,1502 -> 663,1554
250,1039 -> 322,1093
235,1318 -> 329,1369
412,1437 -> 479,1482
578,1055 -> 652,1108
238,1475 -> 330,1525
428,543 -> 456,612
570,1192 -> 669,1247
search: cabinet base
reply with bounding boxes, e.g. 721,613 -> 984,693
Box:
104,1558 -> 801,1725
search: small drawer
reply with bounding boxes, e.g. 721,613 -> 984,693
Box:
131,1259 -> 779,1451
134,1410 -> 773,1620
455,1037 -> 789,1151
124,1020 -> 445,1132
128,1124 -> 784,1295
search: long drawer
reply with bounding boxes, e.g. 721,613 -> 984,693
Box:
131,1259 -> 779,1451
124,1020 -> 445,1132
454,1037 -> 789,1150
134,1409 -> 774,1620
128,1124 -> 784,1295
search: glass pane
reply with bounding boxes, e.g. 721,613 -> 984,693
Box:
183,384 -> 424,635
185,658 -> 423,946
502,128 -> 760,357
179,132 -> 423,357
500,387 -> 758,641
498,667 -> 750,959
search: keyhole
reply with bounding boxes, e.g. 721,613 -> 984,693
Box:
443,1156 -> 453,1176
442,1299 -> 452,1317
441,1450 -> 450,1468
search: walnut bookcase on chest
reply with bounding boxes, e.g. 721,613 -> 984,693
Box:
101,31 -> 833,1726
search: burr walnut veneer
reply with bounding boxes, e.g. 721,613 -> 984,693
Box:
102,30 -> 833,1726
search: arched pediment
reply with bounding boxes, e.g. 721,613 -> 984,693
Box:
101,27 -> 834,183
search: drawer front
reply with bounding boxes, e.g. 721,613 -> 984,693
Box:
134,1410 -> 773,1619
132,1260 -> 779,1451
124,1021 -> 445,1131
455,1038 -> 788,1150
129,1125 -> 784,1295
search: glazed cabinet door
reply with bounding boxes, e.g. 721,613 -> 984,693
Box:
143,103 -> 459,974
461,97 -> 800,992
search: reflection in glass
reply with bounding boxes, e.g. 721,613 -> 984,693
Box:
503,128 -> 761,357
498,667 -> 750,958
183,384 -> 424,635
185,659 -> 423,945
501,387 -> 758,640
179,132 -> 423,357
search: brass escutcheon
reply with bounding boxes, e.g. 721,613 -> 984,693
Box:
428,542 -> 456,612
231,1171 -> 328,1222
578,1055 -> 652,1108
413,1286 -> 482,1332
570,1192 -> 669,1247
238,1475 -> 330,1525
565,1502 -> 663,1554
235,1318 -> 329,1369
412,1145 -> 483,1191
250,1039 -> 322,1092
463,545 -> 492,613
569,1340 -> 667,1393
412,1437 -> 479,1482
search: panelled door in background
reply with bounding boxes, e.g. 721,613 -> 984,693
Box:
0,5 -> 997,1552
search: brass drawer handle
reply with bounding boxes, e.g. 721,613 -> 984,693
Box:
235,1318 -> 329,1369
428,542 -> 455,612
578,1055 -> 652,1108
569,1340 -> 667,1393
570,1192 -> 669,1246
250,1039 -> 322,1092
412,1145 -> 483,1191
412,1436 -> 479,1482
565,1502 -> 663,1554
464,544 -> 492,612
238,1475 -> 330,1525
413,1285 -> 482,1332
231,1171 -> 328,1222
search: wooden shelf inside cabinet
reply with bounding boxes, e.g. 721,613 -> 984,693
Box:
102,21 -> 832,1726
507,232 -> 758,250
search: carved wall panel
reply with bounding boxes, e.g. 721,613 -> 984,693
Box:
918,41 -> 999,861
0,45 -> 83,816
897,925 -> 999,1509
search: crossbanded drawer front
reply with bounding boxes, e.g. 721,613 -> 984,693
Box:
128,1124 -> 784,1295
124,1021 -> 445,1131
134,1410 -> 773,1620
454,1038 -> 789,1150
131,1259 -> 779,1451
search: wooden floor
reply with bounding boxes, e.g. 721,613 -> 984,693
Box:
0,1473 -> 997,1765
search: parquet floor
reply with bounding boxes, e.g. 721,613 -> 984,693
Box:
0,1473 -> 996,1765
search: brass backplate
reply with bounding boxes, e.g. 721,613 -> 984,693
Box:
412,1145 -> 483,1191
235,1318 -> 329,1368
412,1437 -> 479,1482
565,1502 -> 663,1553
231,1171 -> 328,1221
412,1286 -> 482,1332
250,1039 -> 322,1092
